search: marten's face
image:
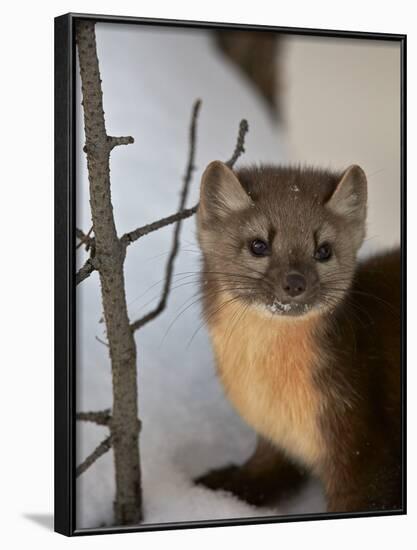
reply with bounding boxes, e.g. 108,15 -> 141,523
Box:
197,162 -> 367,318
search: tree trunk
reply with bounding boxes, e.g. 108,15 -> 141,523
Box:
76,20 -> 142,525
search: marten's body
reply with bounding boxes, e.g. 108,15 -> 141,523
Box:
195,161 -> 402,513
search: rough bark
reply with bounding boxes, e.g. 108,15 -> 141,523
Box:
76,21 -> 142,525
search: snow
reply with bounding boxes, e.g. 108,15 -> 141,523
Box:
269,301 -> 293,313
75,23 -> 325,529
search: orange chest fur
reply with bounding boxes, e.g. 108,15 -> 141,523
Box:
207,298 -> 325,468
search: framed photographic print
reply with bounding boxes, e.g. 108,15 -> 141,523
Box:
54,12 -> 406,536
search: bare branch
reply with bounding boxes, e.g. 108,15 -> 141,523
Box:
76,257 -> 96,285
76,227 -> 87,244
130,100 -> 201,332
225,119 -> 249,168
121,205 -> 198,246
95,335 -> 109,348
76,436 -> 112,478
77,19 -> 142,523
76,228 -> 96,285
108,135 -> 134,150
129,114 -> 249,332
120,117 -> 249,249
76,226 -> 94,251
76,116 -> 249,290
76,409 -> 112,426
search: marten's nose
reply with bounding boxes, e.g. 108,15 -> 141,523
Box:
283,272 -> 306,297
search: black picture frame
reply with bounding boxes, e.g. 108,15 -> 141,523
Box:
54,12 -> 407,537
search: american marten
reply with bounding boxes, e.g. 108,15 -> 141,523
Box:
195,161 -> 402,514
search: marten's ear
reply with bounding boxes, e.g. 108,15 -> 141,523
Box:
326,165 -> 367,223
199,161 -> 252,221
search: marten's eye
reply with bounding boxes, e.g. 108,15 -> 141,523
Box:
249,239 -> 269,257
314,242 -> 332,262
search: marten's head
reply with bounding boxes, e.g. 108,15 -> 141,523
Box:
197,161 -> 367,318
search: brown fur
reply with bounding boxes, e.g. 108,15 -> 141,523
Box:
316,249 -> 402,512
195,162 -> 402,513
197,251 -> 402,512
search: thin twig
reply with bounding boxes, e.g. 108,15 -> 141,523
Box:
121,205 -> 198,246
95,335 -> 109,348
76,226 -> 94,251
225,119 -> 249,168
76,436 -> 112,478
79,209 -> 198,286
120,117 -> 248,248
76,258 -> 96,285
76,409 -> 112,426
129,115 -> 248,331
130,100 -> 201,332
76,227 -> 96,285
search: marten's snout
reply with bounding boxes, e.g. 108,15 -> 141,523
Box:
283,272 -> 307,297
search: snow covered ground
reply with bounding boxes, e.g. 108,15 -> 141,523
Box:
75,23 -> 398,530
